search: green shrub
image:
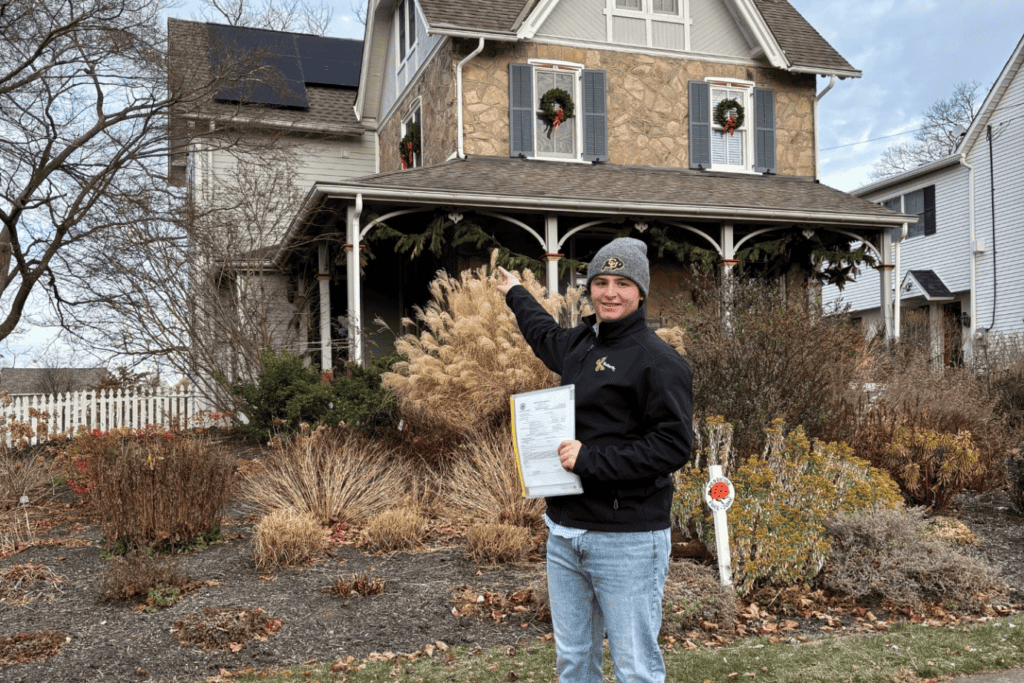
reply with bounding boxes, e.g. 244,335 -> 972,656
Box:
821,507 -> 1007,611
231,349 -> 398,443
879,427 -> 983,510
674,419 -> 903,596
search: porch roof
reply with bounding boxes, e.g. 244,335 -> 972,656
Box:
306,156 -> 909,228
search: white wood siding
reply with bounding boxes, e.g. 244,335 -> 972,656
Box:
969,61 -> 1024,337
534,0 -> 751,59
824,163 -> 969,316
689,0 -> 751,57
535,0 -> 606,42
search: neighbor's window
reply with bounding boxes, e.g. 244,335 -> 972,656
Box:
881,186 -> 936,239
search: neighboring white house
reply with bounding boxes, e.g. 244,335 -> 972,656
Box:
825,33 -> 1024,365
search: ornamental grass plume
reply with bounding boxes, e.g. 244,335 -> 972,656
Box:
384,252 -> 586,435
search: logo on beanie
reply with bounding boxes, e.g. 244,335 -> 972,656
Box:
602,257 -> 625,272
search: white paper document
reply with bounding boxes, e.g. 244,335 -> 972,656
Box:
510,385 -> 584,499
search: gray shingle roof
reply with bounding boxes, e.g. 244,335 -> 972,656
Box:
418,0 -> 526,34
905,270 -> 955,300
0,368 -> 110,396
752,0 -> 859,76
167,18 -> 363,137
335,156 -> 902,225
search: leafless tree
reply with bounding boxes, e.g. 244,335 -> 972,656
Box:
870,81 -> 983,180
196,0 -> 334,35
0,0 -> 259,345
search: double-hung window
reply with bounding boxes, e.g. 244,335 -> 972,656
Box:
689,78 -> 776,174
882,186 -> 936,238
509,61 -> 608,163
395,0 -> 418,88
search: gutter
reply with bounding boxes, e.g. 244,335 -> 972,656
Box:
306,184 -> 912,228
457,38 -> 486,159
428,27 -> 519,42
853,155 -> 958,196
961,150 -> 978,346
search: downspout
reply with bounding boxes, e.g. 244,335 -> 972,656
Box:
961,152 -> 977,357
986,125 -> 997,331
456,38 -> 486,159
813,76 -> 836,180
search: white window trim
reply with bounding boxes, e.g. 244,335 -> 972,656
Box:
395,0 -> 420,85
401,98 -> 423,169
606,0 -> 691,50
528,59 -> 585,162
706,77 -> 756,174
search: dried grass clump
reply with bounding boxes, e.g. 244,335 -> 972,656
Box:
252,508 -> 327,570
661,559 -> 739,636
363,507 -> 427,552
0,507 -> 34,556
385,254 -> 585,436
464,523 -> 531,564
0,452 -> 52,511
242,425 -> 408,525
444,423 -> 545,533
0,563 -> 65,605
821,507 -> 1007,611
98,552 -> 192,603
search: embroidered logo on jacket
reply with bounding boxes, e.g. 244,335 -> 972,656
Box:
595,357 -> 616,372
602,257 -> 625,272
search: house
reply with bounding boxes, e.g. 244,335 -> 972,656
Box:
0,367 -> 110,398
169,1 -> 910,372
824,34 -> 1024,366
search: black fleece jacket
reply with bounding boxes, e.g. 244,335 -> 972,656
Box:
505,285 -> 693,532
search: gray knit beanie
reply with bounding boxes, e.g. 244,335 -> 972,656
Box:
586,237 -> 650,298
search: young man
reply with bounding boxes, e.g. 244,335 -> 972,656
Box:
496,237 -> 693,683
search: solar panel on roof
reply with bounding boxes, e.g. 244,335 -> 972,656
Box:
293,34 -> 362,87
208,24 -> 309,108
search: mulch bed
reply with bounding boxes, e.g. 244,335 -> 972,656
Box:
1,476 -> 1022,682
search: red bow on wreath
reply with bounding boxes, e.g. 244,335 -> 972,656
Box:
552,109 -> 566,129
723,116 -> 738,136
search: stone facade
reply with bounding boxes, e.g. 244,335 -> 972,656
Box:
379,40 -> 460,174
401,40 -> 819,176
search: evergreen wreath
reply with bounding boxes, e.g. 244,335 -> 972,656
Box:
399,123 -> 421,169
540,88 -> 575,129
714,98 -> 744,136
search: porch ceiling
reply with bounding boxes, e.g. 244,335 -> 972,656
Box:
308,156 -> 909,230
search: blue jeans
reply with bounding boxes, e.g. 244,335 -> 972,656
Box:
546,528 -> 671,683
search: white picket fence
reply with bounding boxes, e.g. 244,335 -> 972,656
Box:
3,387 -> 217,445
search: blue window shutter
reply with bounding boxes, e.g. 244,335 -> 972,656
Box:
582,69 -> 608,162
688,81 -> 710,169
923,185 -> 936,235
754,87 -> 776,174
509,63 -> 534,158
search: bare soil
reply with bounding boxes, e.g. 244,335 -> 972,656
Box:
1,468 -> 1021,683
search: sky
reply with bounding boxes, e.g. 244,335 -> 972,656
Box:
4,0 -> 1023,366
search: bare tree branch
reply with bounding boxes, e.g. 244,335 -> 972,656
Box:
870,81 -> 983,180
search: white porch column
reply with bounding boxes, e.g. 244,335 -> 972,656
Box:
877,228 -> 895,342
317,243 -> 332,372
346,202 -> 363,365
544,214 -> 560,295
718,222 -> 737,333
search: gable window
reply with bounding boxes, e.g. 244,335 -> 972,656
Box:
509,62 -> 608,163
882,186 -> 936,238
401,103 -> 422,169
395,0 -> 418,89
609,0 -> 689,50
689,79 -> 776,174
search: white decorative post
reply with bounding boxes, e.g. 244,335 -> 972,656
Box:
704,464 -> 736,586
